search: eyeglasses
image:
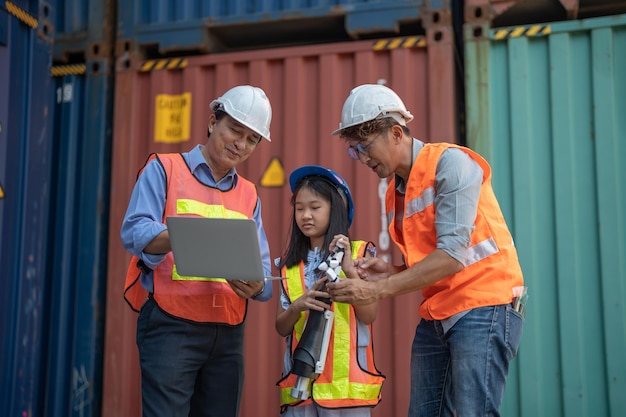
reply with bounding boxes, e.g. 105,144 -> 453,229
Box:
347,142 -> 371,160
346,130 -> 387,160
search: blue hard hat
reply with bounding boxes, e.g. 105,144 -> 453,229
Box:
289,165 -> 354,226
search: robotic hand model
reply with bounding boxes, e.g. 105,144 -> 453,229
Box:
317,244 -> 344,283
289,242 -> 346,400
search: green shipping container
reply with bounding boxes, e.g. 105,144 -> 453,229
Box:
465,13 -> 626,417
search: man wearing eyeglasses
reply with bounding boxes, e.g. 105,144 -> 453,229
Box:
326,83 -> 526,417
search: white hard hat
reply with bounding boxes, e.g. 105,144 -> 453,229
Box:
332,84 -> 413,135
210,85 -> 273,141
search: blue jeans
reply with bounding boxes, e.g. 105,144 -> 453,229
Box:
137,297 -> 245,417
408,304 -> 524,417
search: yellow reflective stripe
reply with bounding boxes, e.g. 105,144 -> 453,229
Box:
280,387 -> 293,404
285,265 -> 307,339
280,386 -> 305,404
282,382 -> 381,403
176,199 -> 248,219
313,381 -> 382,400
332,302 -> 351,381
171,265 -> 227,282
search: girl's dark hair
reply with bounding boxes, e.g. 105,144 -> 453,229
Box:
279,176 -> 351,269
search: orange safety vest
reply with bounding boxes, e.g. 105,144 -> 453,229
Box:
123,153 -> 258,324
386,143 -> 524,320
277,240 -> 385,410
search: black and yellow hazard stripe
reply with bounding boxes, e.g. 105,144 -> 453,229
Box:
5,0 -> 38,29
493,24 -> 551,40
140,58 -> 189,72
51,64 -> 87,77
373,36 -> 427,51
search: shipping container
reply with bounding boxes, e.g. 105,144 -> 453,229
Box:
52,0 -> 115,63
103,24 -> 459,417
1,1 -> 115,415
464,13 -> 626,417
465,0 -> 626,27
43,59 -> 114,417
116,0 -> 435,58
0,0 -> 56,415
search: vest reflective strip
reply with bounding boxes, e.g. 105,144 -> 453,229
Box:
313,381 -> 382,401
464,237 -> 499,267
405,186 -> 435,218
176,199 -> 248,219
171,265 -> 225,282
334,303 -> 350,381
319,302 -> 352,395
286,266 -> 307,339
171,200 -> 248,282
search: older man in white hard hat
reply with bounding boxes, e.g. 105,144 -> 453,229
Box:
327,83 -> 526,417
121,85 -> 274,417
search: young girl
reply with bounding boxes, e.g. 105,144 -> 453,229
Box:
275,165 -> 385,417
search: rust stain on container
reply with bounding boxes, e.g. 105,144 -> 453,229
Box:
103,37 -> 457,417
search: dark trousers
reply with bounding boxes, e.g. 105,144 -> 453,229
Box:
137,297 -> 245,417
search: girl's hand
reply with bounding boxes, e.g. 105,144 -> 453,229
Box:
291,277 -> 330,313
330,234 -> 358,278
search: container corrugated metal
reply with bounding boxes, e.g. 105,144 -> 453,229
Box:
103,30 -> 458,417
52,0 -> 114,63
0,0 -> 56,415
38,1 -> 115,415
464,13 -> 626,417
116,0 -> 432,57
44,61 -> 114,417
465,0 -> 626,27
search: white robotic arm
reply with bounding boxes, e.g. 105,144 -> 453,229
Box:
289,244 -> 345,400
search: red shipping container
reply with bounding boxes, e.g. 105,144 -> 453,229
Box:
103,27 -> 458,417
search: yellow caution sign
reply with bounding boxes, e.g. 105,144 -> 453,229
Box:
154,93 -> 191,143
259,157 -> 285,188
0,183 -> 4,199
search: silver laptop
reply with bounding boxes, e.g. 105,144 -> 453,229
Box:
166,216 -> 283,281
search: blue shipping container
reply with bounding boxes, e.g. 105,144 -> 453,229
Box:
44,62 -> 113,417
117,0 -> 434,56
1,1 -> 113,416
0,0 -> 56,414
53,0 -> 114,63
